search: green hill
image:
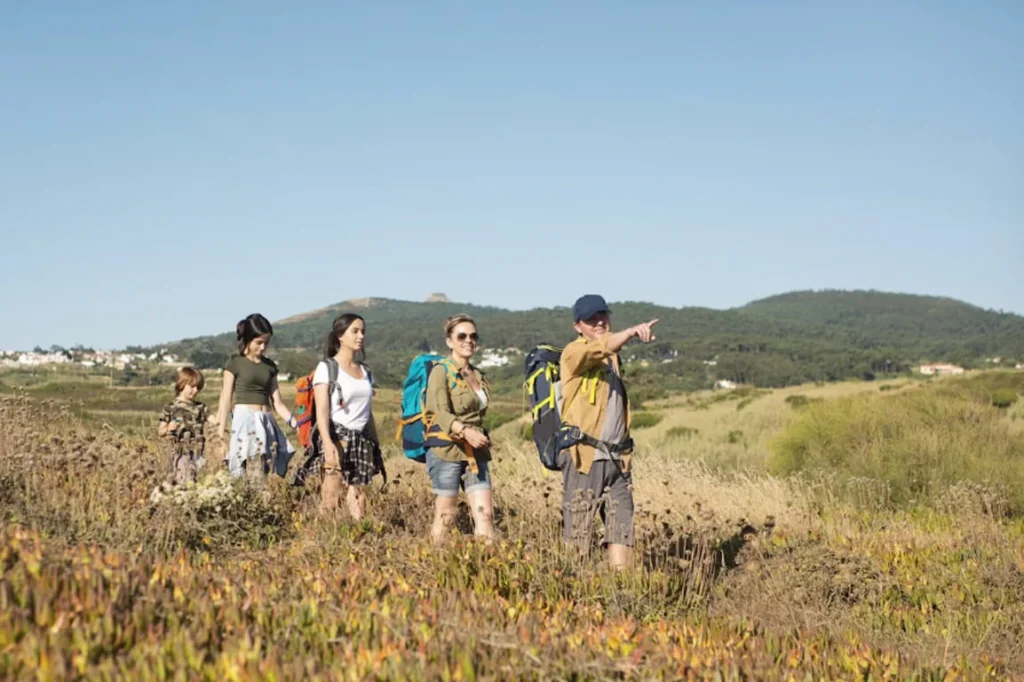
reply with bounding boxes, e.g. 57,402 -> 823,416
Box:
741,290 -> 1021,344
164,290 -> 1024,392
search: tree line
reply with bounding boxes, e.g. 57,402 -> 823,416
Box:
160,292 -> 1024,396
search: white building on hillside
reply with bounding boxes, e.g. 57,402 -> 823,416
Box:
13,352 -> 71,367
477,349 -> 511,369
919,363 -> 965,376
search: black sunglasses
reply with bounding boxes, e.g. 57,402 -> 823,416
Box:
456,332 -> 480,342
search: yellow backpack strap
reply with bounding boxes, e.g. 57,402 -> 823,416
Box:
395,413 -> 423,441
587,372 -> 600,405
527,365 -> 560,419
563,363 -> 605,419
438,358 -> 462,391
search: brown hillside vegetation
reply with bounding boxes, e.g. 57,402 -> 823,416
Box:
1,373 -> 1023,678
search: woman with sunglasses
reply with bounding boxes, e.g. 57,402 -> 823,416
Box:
423,313 -> 495,542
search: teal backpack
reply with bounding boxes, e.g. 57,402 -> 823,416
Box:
396,354 -> 458,461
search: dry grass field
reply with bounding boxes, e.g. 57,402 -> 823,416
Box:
1,370 -> 1022,679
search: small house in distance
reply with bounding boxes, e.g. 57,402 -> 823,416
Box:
477,349 -> 513,369
918,363 -> 965,376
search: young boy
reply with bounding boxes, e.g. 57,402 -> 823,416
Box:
157,366 -> 208,485
559,295 -> 659,569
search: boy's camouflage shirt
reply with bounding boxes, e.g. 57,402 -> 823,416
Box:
158,398 -> 207,457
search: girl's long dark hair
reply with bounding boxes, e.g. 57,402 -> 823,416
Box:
236,313 -> 274,354
324,313 -> 366,359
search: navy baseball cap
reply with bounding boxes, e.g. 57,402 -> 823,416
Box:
573,294 -> 611,322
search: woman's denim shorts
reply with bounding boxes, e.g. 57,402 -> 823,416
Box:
425,451 -> 492,498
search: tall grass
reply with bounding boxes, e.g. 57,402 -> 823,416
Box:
769,380 -> 1024,511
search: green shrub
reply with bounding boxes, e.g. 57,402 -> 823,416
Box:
954,371 -> 1024,396
628,386 -> 667,410
785,395 -> 823,409
992,388 -> 1018,409
631,412 -> 663,429
727,430 -> 744,444
665,426 -> 699,440
769,387 -> 1024,511
483,409 -> 520,432
708,391 -> 738,405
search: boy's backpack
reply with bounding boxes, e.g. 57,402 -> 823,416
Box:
524,345 -> 565,470
396,354 -> 458,462
524,344 -> 633,471
293,358 -> 339,450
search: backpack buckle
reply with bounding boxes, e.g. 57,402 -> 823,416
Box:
559,425 -> 583,448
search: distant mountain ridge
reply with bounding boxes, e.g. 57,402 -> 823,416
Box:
163,290 -> 1024,390
276,297 -> 391,325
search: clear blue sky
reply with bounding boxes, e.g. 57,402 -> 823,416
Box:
2,1 -> 1021,350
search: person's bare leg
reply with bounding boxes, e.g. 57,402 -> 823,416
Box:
608,543 -> 632,570
432,496 -> 459,542
467,489 -> 496,541
320,449 -> 343,514
346,484 -> 366,521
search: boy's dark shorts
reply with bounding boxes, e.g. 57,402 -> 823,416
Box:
560,451 -> 635,547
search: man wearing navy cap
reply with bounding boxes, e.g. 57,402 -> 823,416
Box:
558,294 -> 659,569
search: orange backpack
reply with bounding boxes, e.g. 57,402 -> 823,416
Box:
293,358 -> 339,450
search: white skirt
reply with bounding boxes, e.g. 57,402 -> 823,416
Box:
226,406 -> 296,479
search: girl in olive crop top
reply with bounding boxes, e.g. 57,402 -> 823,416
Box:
215,313 -> 298,479
223,352 -> 278,406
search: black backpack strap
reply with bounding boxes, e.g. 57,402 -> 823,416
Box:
558,425 -> 634,455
